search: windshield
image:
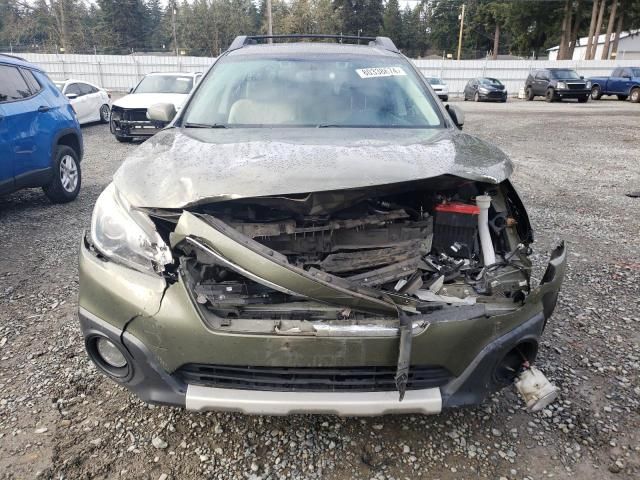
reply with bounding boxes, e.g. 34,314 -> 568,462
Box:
427,77 -> 442,85
550,69 -> 580,80
182,55 -> 443,128
134,75 -> 193,94
479,78 -> 502,85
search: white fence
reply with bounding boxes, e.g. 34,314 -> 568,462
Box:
7,53 -> 639,95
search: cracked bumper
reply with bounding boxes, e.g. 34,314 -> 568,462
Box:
78,236 -> 567,415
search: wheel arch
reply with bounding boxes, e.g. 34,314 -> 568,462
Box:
52,129 -> 83,163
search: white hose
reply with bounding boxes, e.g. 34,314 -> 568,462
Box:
476,195 -> 496,266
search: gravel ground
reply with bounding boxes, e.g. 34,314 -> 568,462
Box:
1,98 -> 639,480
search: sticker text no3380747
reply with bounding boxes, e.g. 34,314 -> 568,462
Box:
356,67 -> 407,79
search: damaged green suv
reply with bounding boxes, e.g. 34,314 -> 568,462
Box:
79,35 -> 566,416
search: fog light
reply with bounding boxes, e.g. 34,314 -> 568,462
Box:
96,337 -> 127,368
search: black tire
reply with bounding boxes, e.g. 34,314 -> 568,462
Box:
474,91 -> 480,102
42,145 -> 81,203
463,94 -> 468,101
500,97 -> 507,103
441,95 -> 448,102
115,135 -> 133,143
617,95 -> 628,101
578,96 -> 589,103
591,85 -> 602,100
630,88 -> 640,103
99,104 -> 110,123
525,86 -> 534,101
545,88 -> 556,103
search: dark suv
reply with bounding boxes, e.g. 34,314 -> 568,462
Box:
524,68 -> 590,103
0,54 -> 83,202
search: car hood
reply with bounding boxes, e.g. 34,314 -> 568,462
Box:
113,127 -> 513,208
112,93 -> 189,109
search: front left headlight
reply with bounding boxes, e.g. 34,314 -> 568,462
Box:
90,183 -> 172,274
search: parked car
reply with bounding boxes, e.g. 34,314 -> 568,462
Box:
110,72 -> 201,142
0,54 -> 83,203
524,68 -> 590,103
463,77 -> 507,102
79,35 -> 566,416
588,67 -> 640,102
426,77 -> 449,101
53,79 -> 111,124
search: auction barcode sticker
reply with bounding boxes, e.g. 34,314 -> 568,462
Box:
356,67 -> 407,78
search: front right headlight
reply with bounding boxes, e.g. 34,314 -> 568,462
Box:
90,183 -> 172,274
557,82 -> 567,89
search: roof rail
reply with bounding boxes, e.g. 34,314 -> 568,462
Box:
0,53 -> 27,61
227,34 -> 399,53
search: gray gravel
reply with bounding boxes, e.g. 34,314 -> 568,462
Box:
1,98 -> 639,479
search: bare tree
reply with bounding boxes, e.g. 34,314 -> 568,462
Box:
558,0 -> 572,59
610,1 -> 624,58
601,0 -> 618,59
568,0 -> 582,59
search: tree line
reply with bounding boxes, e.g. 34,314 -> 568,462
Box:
0,0 -> 638,59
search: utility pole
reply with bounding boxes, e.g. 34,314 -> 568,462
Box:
172,3 -> 178,56
266,0 -> 273,43
457,4 -> 466,61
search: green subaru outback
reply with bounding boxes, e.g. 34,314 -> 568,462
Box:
78,35 -> 566,416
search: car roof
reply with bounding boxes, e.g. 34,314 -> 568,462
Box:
146,72 -> 200,77
227,42 -> 399,58
0,53 -> 42,71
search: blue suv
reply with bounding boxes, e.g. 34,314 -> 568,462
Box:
0,54 -> 83,203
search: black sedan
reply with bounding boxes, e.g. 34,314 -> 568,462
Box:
463,77 -> 508,102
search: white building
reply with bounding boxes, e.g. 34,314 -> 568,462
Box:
548,30 -> 640,60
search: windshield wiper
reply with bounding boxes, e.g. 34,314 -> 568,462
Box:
183,122 -> 227,129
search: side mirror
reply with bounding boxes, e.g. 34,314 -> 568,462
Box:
580,75 -> 584,80
147,103 -> 177,123
65,93 -> 78,100
446,104 -> 464,130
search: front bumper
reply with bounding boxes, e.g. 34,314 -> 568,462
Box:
479,91 -> 508,101
110,109 -> 165,138
555,89 -> 590,99
78,238 -> 566,415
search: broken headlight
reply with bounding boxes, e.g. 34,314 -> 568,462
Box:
90,183 -> 172,274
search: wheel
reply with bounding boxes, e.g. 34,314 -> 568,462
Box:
545,88 -> 556,103
99,104 -> 110,123
500,97 -> 507,103
115,135 -> 133,143
578,96 -> 589,103
463,94 -> 468,101
43,145 -> 81,203
441,95 -> 448,102
630,88 -> 640,103
525,86 -> 534,101
617,95 -> 628,101
591,85 -> 602,100
474,91 -> 480,102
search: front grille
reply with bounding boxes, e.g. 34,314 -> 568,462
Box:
123,108 -> 148,121
567,83 -> 586,90
487,91 -> 505,97
175,364 -> 453,392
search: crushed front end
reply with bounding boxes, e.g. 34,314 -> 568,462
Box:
78,176 -> 566,415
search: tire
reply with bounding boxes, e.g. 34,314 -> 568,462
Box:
500,97 -> 507,103
526,86 -> 534,101
591,85 -> 602,100
630,88 -> 640,103
474,91 -> 480,102
441,95 -> 448,102
115,135 -> 133,143
99,104 -> 110,123
463,94 -> 468,101
43,145 -> 81,203
578,96 -> 589,103
617,95 -> 628,101
545,88 -> 556,103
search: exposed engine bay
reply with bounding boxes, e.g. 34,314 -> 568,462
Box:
154,176 -> 534,334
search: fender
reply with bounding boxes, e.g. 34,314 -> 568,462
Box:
50,127 -> 84,165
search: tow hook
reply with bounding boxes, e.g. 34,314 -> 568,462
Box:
515,362 -> 559,412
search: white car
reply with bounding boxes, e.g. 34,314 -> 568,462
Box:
426,77 -> 449,101
54,79 -> 111,125
110,72 -> 201,142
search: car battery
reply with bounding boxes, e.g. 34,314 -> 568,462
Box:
432,202 -> 480,258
